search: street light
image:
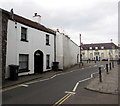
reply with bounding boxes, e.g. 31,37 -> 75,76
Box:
79,34 -> 83,67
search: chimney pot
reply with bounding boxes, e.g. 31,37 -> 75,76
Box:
33,13 -> 41,24
35,13 -> 37,16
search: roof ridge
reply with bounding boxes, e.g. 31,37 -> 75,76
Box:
2,8 -> 56,35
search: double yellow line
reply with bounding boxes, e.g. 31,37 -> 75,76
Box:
53,93 -> 72,106
0,84 -> 21,93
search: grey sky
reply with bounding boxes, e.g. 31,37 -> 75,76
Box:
0,0 -> 119,45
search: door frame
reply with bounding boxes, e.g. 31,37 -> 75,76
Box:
34,50 -> 43,73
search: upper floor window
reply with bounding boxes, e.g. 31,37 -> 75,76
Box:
89,47 -> 92,50
46,34 -> 50,45
101,46 -> 104,49
95,47 -> 98,49
21,27 -> 28,42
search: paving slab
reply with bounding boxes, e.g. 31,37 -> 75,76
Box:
86,64 -> 119,95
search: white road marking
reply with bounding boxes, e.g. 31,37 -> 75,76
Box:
19,84 -> 29,87
78,77 -> 91,83
26,80 -> 39,85
50,75 -> 56,79
82,68 -> 84,69
65,91 -> 76,94
70,71 -> 99,93
73,82 -> 79,92
92,72 -> 99,76
91,74 -> 93,78
39,78 -> 50,82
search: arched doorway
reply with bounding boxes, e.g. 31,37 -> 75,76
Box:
34,50 -> 43,73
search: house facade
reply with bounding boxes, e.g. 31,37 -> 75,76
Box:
1,9 -> 56,79
81,43 -> 119,61
1,9 -> 80,79
56,30 -> 80,70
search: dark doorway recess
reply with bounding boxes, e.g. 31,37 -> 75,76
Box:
34,50 -> 43,73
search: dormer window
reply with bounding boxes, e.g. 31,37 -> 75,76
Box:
101,46 -> 104,49
95,47 -> 98,49
89,47 -> 92,50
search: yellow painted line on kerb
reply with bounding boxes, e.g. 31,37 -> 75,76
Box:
53,93 -> 72,106
0,85 -> 21,93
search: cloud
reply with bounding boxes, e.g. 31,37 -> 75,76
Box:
0,0 -> 118,45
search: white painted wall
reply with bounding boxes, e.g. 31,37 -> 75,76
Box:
6,20 -> 54,78
56,32 -> 63,69
56,32 -> 80,70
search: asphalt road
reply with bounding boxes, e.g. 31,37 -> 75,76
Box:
3,61 -> 112,104
64,79 -> 118,104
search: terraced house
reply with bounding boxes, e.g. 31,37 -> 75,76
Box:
1,8 -> 80,80
81,42 -> 119,61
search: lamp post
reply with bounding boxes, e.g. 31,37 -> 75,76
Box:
79,34 -> 83,67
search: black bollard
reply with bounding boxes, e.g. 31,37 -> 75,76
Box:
109,62 -> 112,70
99,67 -> 102,82
106,64 -> 109,74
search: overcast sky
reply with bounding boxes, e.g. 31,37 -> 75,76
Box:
0,0 -> 119,45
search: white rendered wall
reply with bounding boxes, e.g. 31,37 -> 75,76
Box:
56,32 -> 63,69
6,20 -> 54,78
56,32 -> 80,70
63,35 -> 80,69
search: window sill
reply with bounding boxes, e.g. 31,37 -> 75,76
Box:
18,69 -> 30,73
21,39 -> 29,42
46,44 -> 50,46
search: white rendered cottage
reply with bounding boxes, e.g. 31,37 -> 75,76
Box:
4,10 -> 56,78
1,9 -> 81,79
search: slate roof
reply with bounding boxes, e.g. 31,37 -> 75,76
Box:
81,43 -> 119,50
2,9 -> 56,35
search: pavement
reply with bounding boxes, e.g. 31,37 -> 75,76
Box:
85,63 -> 119,95
2,61 -> 96,88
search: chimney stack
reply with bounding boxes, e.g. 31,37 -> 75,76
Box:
33,13 -> 41,24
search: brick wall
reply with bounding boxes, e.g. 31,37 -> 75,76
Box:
1,10 -> 9,82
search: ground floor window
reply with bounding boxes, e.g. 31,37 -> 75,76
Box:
46,54 -> 50,69
19,54 -> 29,72
101,53 -> 104,59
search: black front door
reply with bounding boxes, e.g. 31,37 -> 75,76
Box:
34,50 -> 43,73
